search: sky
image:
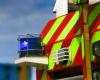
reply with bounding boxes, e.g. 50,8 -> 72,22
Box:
0,0 -> 55,63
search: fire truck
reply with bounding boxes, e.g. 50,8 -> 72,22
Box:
15,0 -> 100,80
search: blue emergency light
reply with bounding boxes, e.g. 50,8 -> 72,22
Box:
20,38 -> 28,50
18,34 -> 44,57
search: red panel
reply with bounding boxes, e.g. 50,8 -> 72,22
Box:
43,12 -> 75,56
40,19 -> 56,39
73,46 -> 82,65
62,14 -> 83,47
45,13 -> 83,58
36,70 -> 43,80
46,73 -> 52,80
62,39 -> 72,47
79,14 -> 83,34
53,63 -> 63,70
47,12 -> 75,45
45,43 -> 53,56
44,12 -> 76,56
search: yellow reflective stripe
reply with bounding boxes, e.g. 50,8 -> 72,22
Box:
76,29 -> 80,35
78,0 -> 80,3
92,31 -> 100,43
70,37 -> 81,63
43,16 -> 66,45
97,25 -> 100,29
73,0 -> 80,4
88,3 -> 100,27
66,60 -> 72,66
48,42 -> 62,70
41,70 -> 47,80
90,43 -> 94,61
81,35 -> 85,59
56,11 -> 79,41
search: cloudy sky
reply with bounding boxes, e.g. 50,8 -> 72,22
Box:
0,0 -> 55,63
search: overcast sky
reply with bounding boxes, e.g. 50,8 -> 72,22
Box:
0,0 -> 55,63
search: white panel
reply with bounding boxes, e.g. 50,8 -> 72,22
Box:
15,57 -> 48,65
31,67 -> 36,80
89,0 -> 100,4
53,0 -> 68,17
